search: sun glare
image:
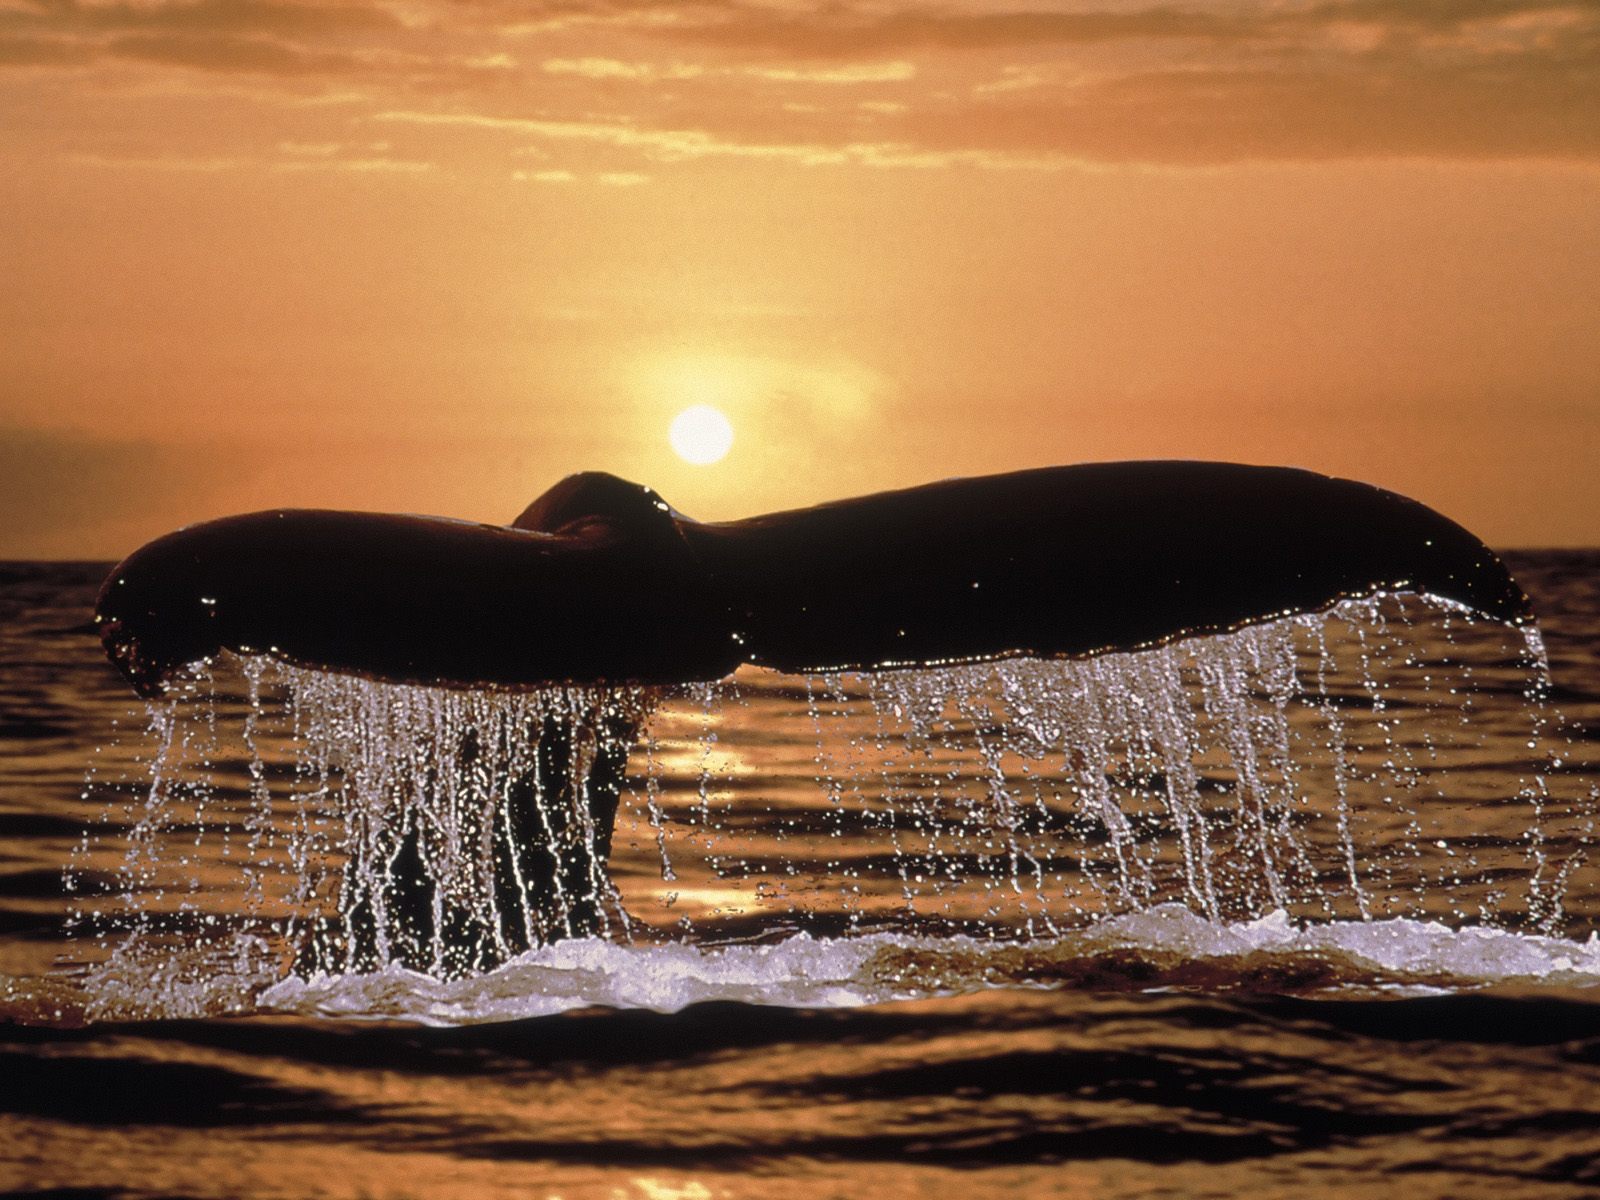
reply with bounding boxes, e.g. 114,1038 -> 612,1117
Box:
669,404 -> 735,466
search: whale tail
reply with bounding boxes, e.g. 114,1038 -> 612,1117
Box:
95,461 -> 1530,695
89,460 -> 1535,970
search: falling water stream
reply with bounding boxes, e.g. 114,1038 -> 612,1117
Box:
62,593 -> 1600,1022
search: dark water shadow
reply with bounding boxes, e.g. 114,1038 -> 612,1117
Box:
0,1050 -> 377,1128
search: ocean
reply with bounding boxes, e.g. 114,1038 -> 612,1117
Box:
3,553 -> 1600,1198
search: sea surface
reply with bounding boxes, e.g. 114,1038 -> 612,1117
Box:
4,554 -> 1600,1198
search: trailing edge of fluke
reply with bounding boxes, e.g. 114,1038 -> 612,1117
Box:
95,461 -> 1534,698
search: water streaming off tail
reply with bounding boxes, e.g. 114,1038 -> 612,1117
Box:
67,594 -> 1597,1018
280,672 -> 656,978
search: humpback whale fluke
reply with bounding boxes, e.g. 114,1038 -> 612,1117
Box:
91,461 -> 1535,973
95,461 -> 1531,698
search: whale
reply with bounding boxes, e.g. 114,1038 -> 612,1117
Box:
96,461 -> 1530,699
92,461 -> 1533,973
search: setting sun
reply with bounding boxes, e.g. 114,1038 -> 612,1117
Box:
669,404 -> 735,466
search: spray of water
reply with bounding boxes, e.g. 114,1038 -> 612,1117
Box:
69,594 -> 1595,1017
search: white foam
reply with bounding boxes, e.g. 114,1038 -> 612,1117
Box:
258,907 -> 1600,1026
260,934 -> 895,1024
1081,903 -> 1600,983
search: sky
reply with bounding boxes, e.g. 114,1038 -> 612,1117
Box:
2,0 -> 1598,557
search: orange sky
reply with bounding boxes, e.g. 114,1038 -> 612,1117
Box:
3,0 -> 1598,557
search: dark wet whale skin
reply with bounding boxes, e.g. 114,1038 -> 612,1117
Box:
95,461 -> 1533,696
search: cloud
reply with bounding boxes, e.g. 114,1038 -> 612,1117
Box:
542,55 -> 703,80
629,0 -> 1600,163
376,108 -> 1068,169
274,154 -> 433,171
5,0 -> 1598,164
904,58 -> 1600,164
651,5 -> 1249,57
649,0 -> 1600,57
0,0 -> 466,80
0,33 -> 94,65
540,54 -> 913,84
106,31 -> 366,73
68,148 -> 436,172
379,109 -> 860,164
277,139 -> 344,154
1,0 -> 403,37
746,60 -> 914,83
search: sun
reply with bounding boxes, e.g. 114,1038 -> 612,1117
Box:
669,404 -> 734,466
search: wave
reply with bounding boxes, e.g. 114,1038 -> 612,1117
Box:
258,904 -> 1600,1026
